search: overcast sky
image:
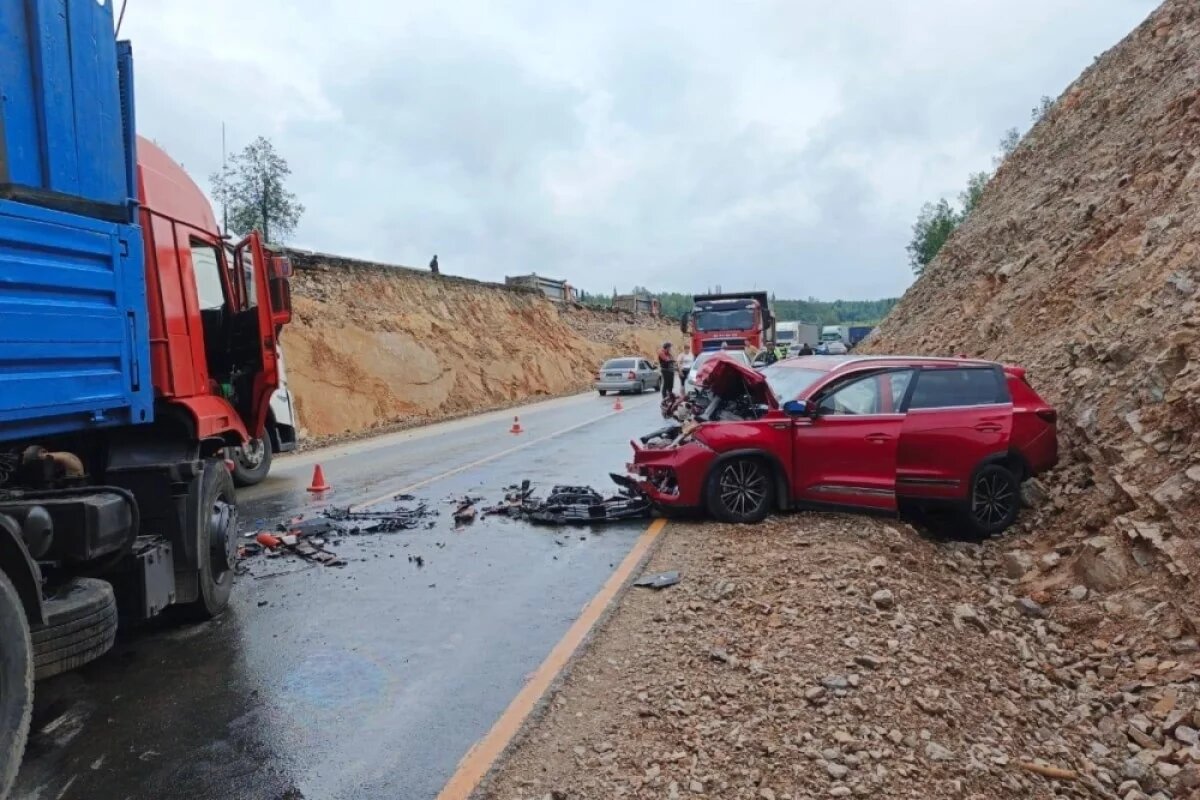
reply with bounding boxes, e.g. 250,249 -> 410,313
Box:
124,1 -> 1157,300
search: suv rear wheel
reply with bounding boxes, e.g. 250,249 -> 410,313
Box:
964,463 -> 1020,537
706,457 -> 774,523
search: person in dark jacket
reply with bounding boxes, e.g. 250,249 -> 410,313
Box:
798,342 -> 814,356
657,342 -> 676,397
429,254 -> 439,275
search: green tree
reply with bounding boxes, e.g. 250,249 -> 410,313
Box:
210,136 -> 304,244
959,171 -> 990,218
907,199 -> 959,275
994,127 -> 1021,168
1031,95 -> 1053,123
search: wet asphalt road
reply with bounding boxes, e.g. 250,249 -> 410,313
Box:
13,392 -> 666,800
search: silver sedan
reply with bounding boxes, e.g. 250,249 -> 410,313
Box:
595,357 -> 661,395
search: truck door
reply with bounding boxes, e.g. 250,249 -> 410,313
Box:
232,232 -> 283,439
791,369 -> 913,510
896,366 -> 1013,500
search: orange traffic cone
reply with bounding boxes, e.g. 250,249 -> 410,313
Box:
613,397 -> 624,411
307,464 -> 331,492
509,416 -> 524,434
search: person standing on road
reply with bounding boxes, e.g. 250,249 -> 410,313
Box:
798,342 -> 814,356
429,254 -> 439,275
678,344 -> 694,384
658,341 -> 676,397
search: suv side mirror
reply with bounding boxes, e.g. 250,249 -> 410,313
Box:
783,399 -> 813,417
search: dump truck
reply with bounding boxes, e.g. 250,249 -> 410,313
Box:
0,3 -> 291,793
681,292 -> 774,353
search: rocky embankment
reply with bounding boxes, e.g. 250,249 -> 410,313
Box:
866,0 -> 1199,610
279,251 -> 679,438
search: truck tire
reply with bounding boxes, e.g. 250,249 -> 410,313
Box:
30,578 -> 118,681
0,570 -> 33,800
179,460 -> 238,620
230,435 -> 273,487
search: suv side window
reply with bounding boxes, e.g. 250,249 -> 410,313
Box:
818,369 -> 914,415
818,372 -> 883,415
908,368 -> 1007,409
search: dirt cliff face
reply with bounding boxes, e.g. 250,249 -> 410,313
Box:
866,1 -> 1199,598
279,254 -> 680,438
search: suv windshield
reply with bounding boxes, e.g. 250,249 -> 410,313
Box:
694,309 -> 754,331
762,364 -> 825,402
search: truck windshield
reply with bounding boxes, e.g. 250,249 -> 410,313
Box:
776,330 -> 795,342
695,309 -> 754,331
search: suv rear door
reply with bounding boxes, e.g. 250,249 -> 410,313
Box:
896,365 -> 1013,500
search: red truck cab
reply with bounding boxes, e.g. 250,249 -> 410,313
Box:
681,291 -> 774,354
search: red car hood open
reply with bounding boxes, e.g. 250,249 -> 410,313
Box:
693,355 -> 775,407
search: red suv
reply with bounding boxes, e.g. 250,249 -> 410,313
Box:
628,355 -> 1057,535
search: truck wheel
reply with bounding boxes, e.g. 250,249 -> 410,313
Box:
0,570 -> 33,799
230,435 -> 273,487
30,578 -> 117,680
705,457 -> 774,524
180,460 -> 238,620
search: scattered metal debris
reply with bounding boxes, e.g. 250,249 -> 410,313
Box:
322,498 -> 438,532
483,479 -> 650,525
453,497 -> 478,527
635,570 -> 681,589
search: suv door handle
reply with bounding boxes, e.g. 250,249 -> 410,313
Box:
865,433 -> 891,444
974,424 -> 1003,433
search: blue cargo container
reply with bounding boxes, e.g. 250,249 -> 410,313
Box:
848,325 -> 875,348
0,0 -> 151,443
0,0 -> 134,220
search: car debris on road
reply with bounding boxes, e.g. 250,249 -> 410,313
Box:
484,479 -> 651,525
322,496 -> 438,532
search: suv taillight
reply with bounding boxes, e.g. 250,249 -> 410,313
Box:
627,370 -> 637,379
1036,409 -> 1057,424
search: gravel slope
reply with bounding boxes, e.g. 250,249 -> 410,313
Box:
482,515 -> 1200,799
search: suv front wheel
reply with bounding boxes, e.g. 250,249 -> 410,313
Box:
963,463 -> 1020,537
705,457 -> 774,523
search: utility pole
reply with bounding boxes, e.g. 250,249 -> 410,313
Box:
221,122 -> 228,236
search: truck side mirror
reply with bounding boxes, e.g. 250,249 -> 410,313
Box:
679,312 -> 690,334
269,256 -> 293,328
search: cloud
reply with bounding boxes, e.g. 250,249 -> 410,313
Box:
124,0 -> 1159,299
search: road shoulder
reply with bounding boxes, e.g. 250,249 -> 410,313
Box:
480,514 -> 1200,799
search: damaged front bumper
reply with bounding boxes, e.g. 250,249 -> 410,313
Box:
624,426 -> 715,508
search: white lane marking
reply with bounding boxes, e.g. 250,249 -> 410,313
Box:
348,396 -> 657,511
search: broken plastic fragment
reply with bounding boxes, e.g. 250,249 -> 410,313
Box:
635,570 -> 681,589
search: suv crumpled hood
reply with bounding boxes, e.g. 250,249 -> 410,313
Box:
693,355 -> 775,408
